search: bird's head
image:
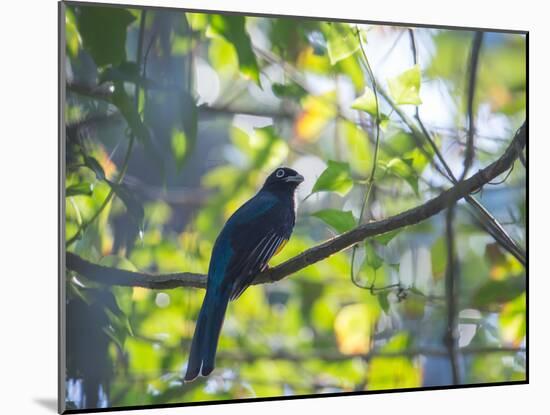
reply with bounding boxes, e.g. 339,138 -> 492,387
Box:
261,167 -> 304,192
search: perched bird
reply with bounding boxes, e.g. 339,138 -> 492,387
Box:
184,167 -> 304,382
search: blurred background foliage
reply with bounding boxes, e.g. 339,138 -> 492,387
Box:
63,3 -> 526,410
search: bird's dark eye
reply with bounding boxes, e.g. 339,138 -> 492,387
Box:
275,169 -> 285,178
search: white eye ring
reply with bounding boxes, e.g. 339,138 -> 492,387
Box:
275,169 -> 285,178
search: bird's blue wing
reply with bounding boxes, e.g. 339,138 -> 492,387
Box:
210,191 -> 291,300
226,230 -> 287,299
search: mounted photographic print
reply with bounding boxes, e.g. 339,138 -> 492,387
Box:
59,1 -> 527,413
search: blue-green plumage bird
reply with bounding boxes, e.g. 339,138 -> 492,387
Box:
184,167 -> 304,381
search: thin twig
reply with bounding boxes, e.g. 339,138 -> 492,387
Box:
379,29 -> 406,65
66,136 -> 135,247
407,35 -> 522,263
377,84 -> 526,266
488,163 -> 514,185
460,31 -> 484,180
389,30 -> 520,265
351,26 -> 382,289
444,203 -> 461,384
143,29 -> 157,80
515,137 -> 527,168
67,77 -> 526,265
408,28 -> 418,67
135,9 -> 147,107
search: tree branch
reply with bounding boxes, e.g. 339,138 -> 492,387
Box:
66,122 -> 526,290
378,83 -> 526,265
461,31 -> 484,180
444,203 -> 461,384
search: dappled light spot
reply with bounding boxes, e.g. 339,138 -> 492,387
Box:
155,292 -> 170,308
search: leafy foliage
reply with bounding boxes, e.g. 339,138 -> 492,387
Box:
208,15 -> 260,85
351,87 -> 378,115
311,160 -> 354,196
66,182 -> 94,197
75,7 -> 135,67
325,23 -> 360,65
388,64 -> 422,105
63,3 -> 526,409
312,209 -> 356,233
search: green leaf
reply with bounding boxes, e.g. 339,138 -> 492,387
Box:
230,126 -> 254,157
387,64 -> 422,105
66,182 -> 94,197
351,87 -> 378,115
99,61 -> 139,84
386,158 -> 419,195
228,125 -> 288,173
96,289 -> 134,349
107,181 -> 144,232
427,31 -> 470,82
383,332 -> 411,352
208,37 -> 239,76
65,8 -> 80,57
378,293 -> 390,313
311,160 -> 354,196
252,126 -> 289,170
84,156 -> 105,180
202,165 -> 240,189
499,293 -> 526,345
167,92 -> 197,171
186,12 -> 209,31
375,229 -> 402,245
325,23 -> 360,65
98,255 -> 138,271
388,262 -> 401,273
379,113 -> 390,131
370,358 -> 419,386
337,53 -> 365,92
171,129 -> 187,169
431,237 -> 447,280
111,85 -> 151,146
99,61 -> 157,88
208,15 -> 260,85
76,6 -> 135,67
142,90 -> 196,172
365,243 -> 384,270
103,306 -> 131,349
312,209 -> 356,234
472,275 -> 525,309
342,120 -> 371,176
111,85 -> 164,174
403,146 -> 434,174
272,82 -> 307,100
180,91 -> 198,159
383,131 -> 417,156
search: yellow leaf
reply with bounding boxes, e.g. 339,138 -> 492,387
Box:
294,92 -> 336,142
296,46 -> 331,73
499,293 -> 526,346
96,146 -> 117,180
367,356 -> 422,389
334,303 -> 378,354
132,287 -> 149,301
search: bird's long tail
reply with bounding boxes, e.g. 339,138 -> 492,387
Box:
184,289 -> 230,382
